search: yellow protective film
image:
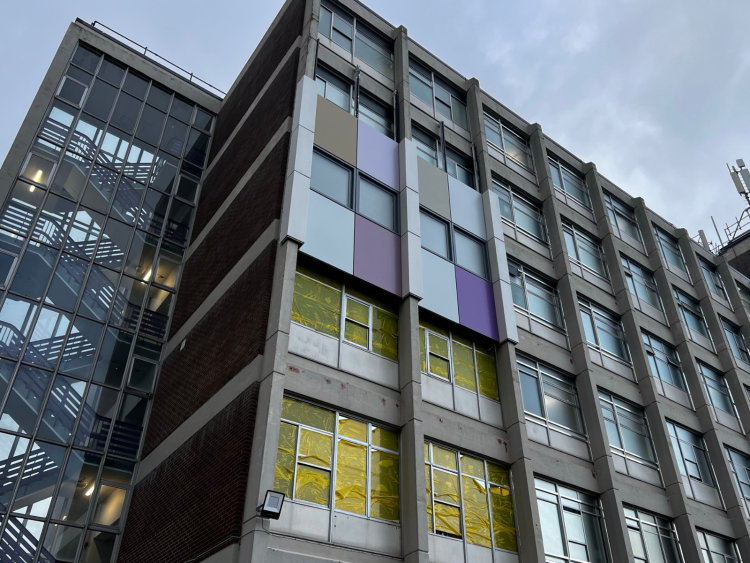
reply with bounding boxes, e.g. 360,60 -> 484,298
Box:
273,422 -> 297,498
435,503 -> 461,537
295,465 -> 330,506
420,318 -> 449,337
298,429 -> 332,468
346,299 -> 369,323
371,450 -> 400,522
477,351 -> 500,401
461,455 -> 485,479
335,439 -> 367,515
426,464 -> 433,532
432,469 -> 460,505
281,397 -> 335,432
292,272 -> 341,338
428,333 -> 450,379
345,320 -> 368,347
452,341 -> 477,392
372,426 -> 399,452
420,328 -> 427,373
372,309 -> 398,361
490,485 -> 517,552
346,286 -> 396,314
462,475 -> 491,547
432,445 -> 457,470
487,462 -> 510,487
338,417 -> 367,442
424,442 -> 429,461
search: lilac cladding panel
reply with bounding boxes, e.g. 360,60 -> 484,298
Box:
356,121 -> 398,190
455,266 -> 499,341
354,215 -> 401,295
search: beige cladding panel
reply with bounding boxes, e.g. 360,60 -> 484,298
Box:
313,96 -> 358,166
417,157 -> 451,220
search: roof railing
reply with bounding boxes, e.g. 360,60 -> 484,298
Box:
90,21 -> 226,97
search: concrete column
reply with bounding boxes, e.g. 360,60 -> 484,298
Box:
393,26 -> 411,143
298,0 -> 321,81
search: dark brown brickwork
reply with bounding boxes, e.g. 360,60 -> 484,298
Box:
143,243 -> 276,456
170,134 -> 289,338
194,51 -> 299,241
118,384 -> 260,563
209,0 -> 305,165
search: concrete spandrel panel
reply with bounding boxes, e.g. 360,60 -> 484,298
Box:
340,343 -> 399,390
314,96 -> 357,166
421,249 -> 459,323
357,121 -> 398,190
456,267 -> 499,341
421,372 -> 454,410
303,191 -> 354,274
449,175 -> 485,239
418,157 -> 450,220
270,501 -> 330,541
332,512 -> 401,556
428,534 -> 464,563
354,215 -> 401,295
288,322 -> 339,368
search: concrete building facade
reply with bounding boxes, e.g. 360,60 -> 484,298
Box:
3,2 -> 750,563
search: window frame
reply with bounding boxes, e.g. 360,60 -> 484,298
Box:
492,180 -> 548,244
673,289 -> 711,341
444,146 -> 475,190
315,66 -> 353,113
412,125 -> 442,168
548,157 -> 591,209
598,391 -> 659,471
358,91 -> 394,140
667,421 -> 717,489
621,256 -> 662,312
483,112 -> 534,173
721,318 -> 750,365
579,298 -> 630,363
419,208 -> 490,280
654,226 -> 688,274
698,362 -> 739,420
408,59 -> 469,131
699,258 -> 728,301
624,506 -> 682,563
736,282 -> 750,309
641,332 -> 689,393
697,530 -> 741,563
563,222 -> 609,281
508,260 -> 565,332
726,446 -> 750,518
603,192 -> 641,242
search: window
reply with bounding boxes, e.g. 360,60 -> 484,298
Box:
563,222 -> 608,279
534,478 -> 607,563
419,319 -> 499,401
493,180 -> 547,243
319,1 -> 394,79
726,447 -> 750,516
413,126 -> 441,167
721,318 -> 749,364
667,422 -> 716,490
698,363 -> 738,417
409,59 -> 468,130
549,158 -> 590,208
625,507 -> 681,563
579,299 -> 629,362
654,227 -> 687,273
311,150 -> 398,232
419,211 -> 489,279
508,261 -> 564,330
518,356 -> 585,436
621,257 -> 661,311
291,266 -> 398,360
674,289 -> 710,339
445,147 -> 474,189
642,332 -> 688,392
483,113 -> 533,171
359,92 -> 393,139
424,442 -> 516,551
274,396 -> 400,521
700,259 -> 727,300
737,282 -> 750,309
598,391 -> 657,469
697,530 -> 740,563
316,66 -> 351,112
603,193 -> 641,242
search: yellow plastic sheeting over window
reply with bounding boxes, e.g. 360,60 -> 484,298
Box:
420,319 -> 449,337
462,475 -> 491,547
461,455 -> 485,479
432,445 -> 457,470
426,465 -> 433,533
372,426 -> 399,452
487,463 -> 510,487
490,486 -> 517,552
281,397 -> 335,432
345,299 -> 369,347
477,351 -> 499,401
335,440 -> 367,515
274,422 -> 298,498
432,469 -> 460,505
435,503 -> 461,537
339,417 -> 367,441
295,465 -> 330,506
298,429 -> 332,468
452,341 -> 477,392
424,442 -> 429,461
372,309 -> 398,361
346,286 -> 396,314
420,328 -> 427,373
371,450 -> 400,521
292,273 -> 341,338
428,334 -> 450,379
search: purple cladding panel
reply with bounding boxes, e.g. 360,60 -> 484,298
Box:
354,215 -> 401,295
456,266 -> 499,341
356,121 -> 398,190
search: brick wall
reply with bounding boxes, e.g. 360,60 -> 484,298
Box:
144,243 -> 276,455
193,52 -> 299,241
208,0 -> 305,165
118,383 -> 259,563
170,134 -> 289,338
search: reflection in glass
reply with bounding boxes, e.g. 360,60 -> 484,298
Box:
23,306 -> 71,368
0,365 -> 52,434
0,431 -> 30,510
58,316 -> 104,378
1,182 -> 44,236
37,375 -> 87,443
33,194 -> 76,248
0,295 -> 38,358
80,266 -> 118,321
11,441 -> 66,517
46,252 -> 89,311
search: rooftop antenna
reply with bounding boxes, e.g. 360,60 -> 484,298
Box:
728,159 -> 750,208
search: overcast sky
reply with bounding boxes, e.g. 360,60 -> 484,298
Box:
1,0 -> 748,245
